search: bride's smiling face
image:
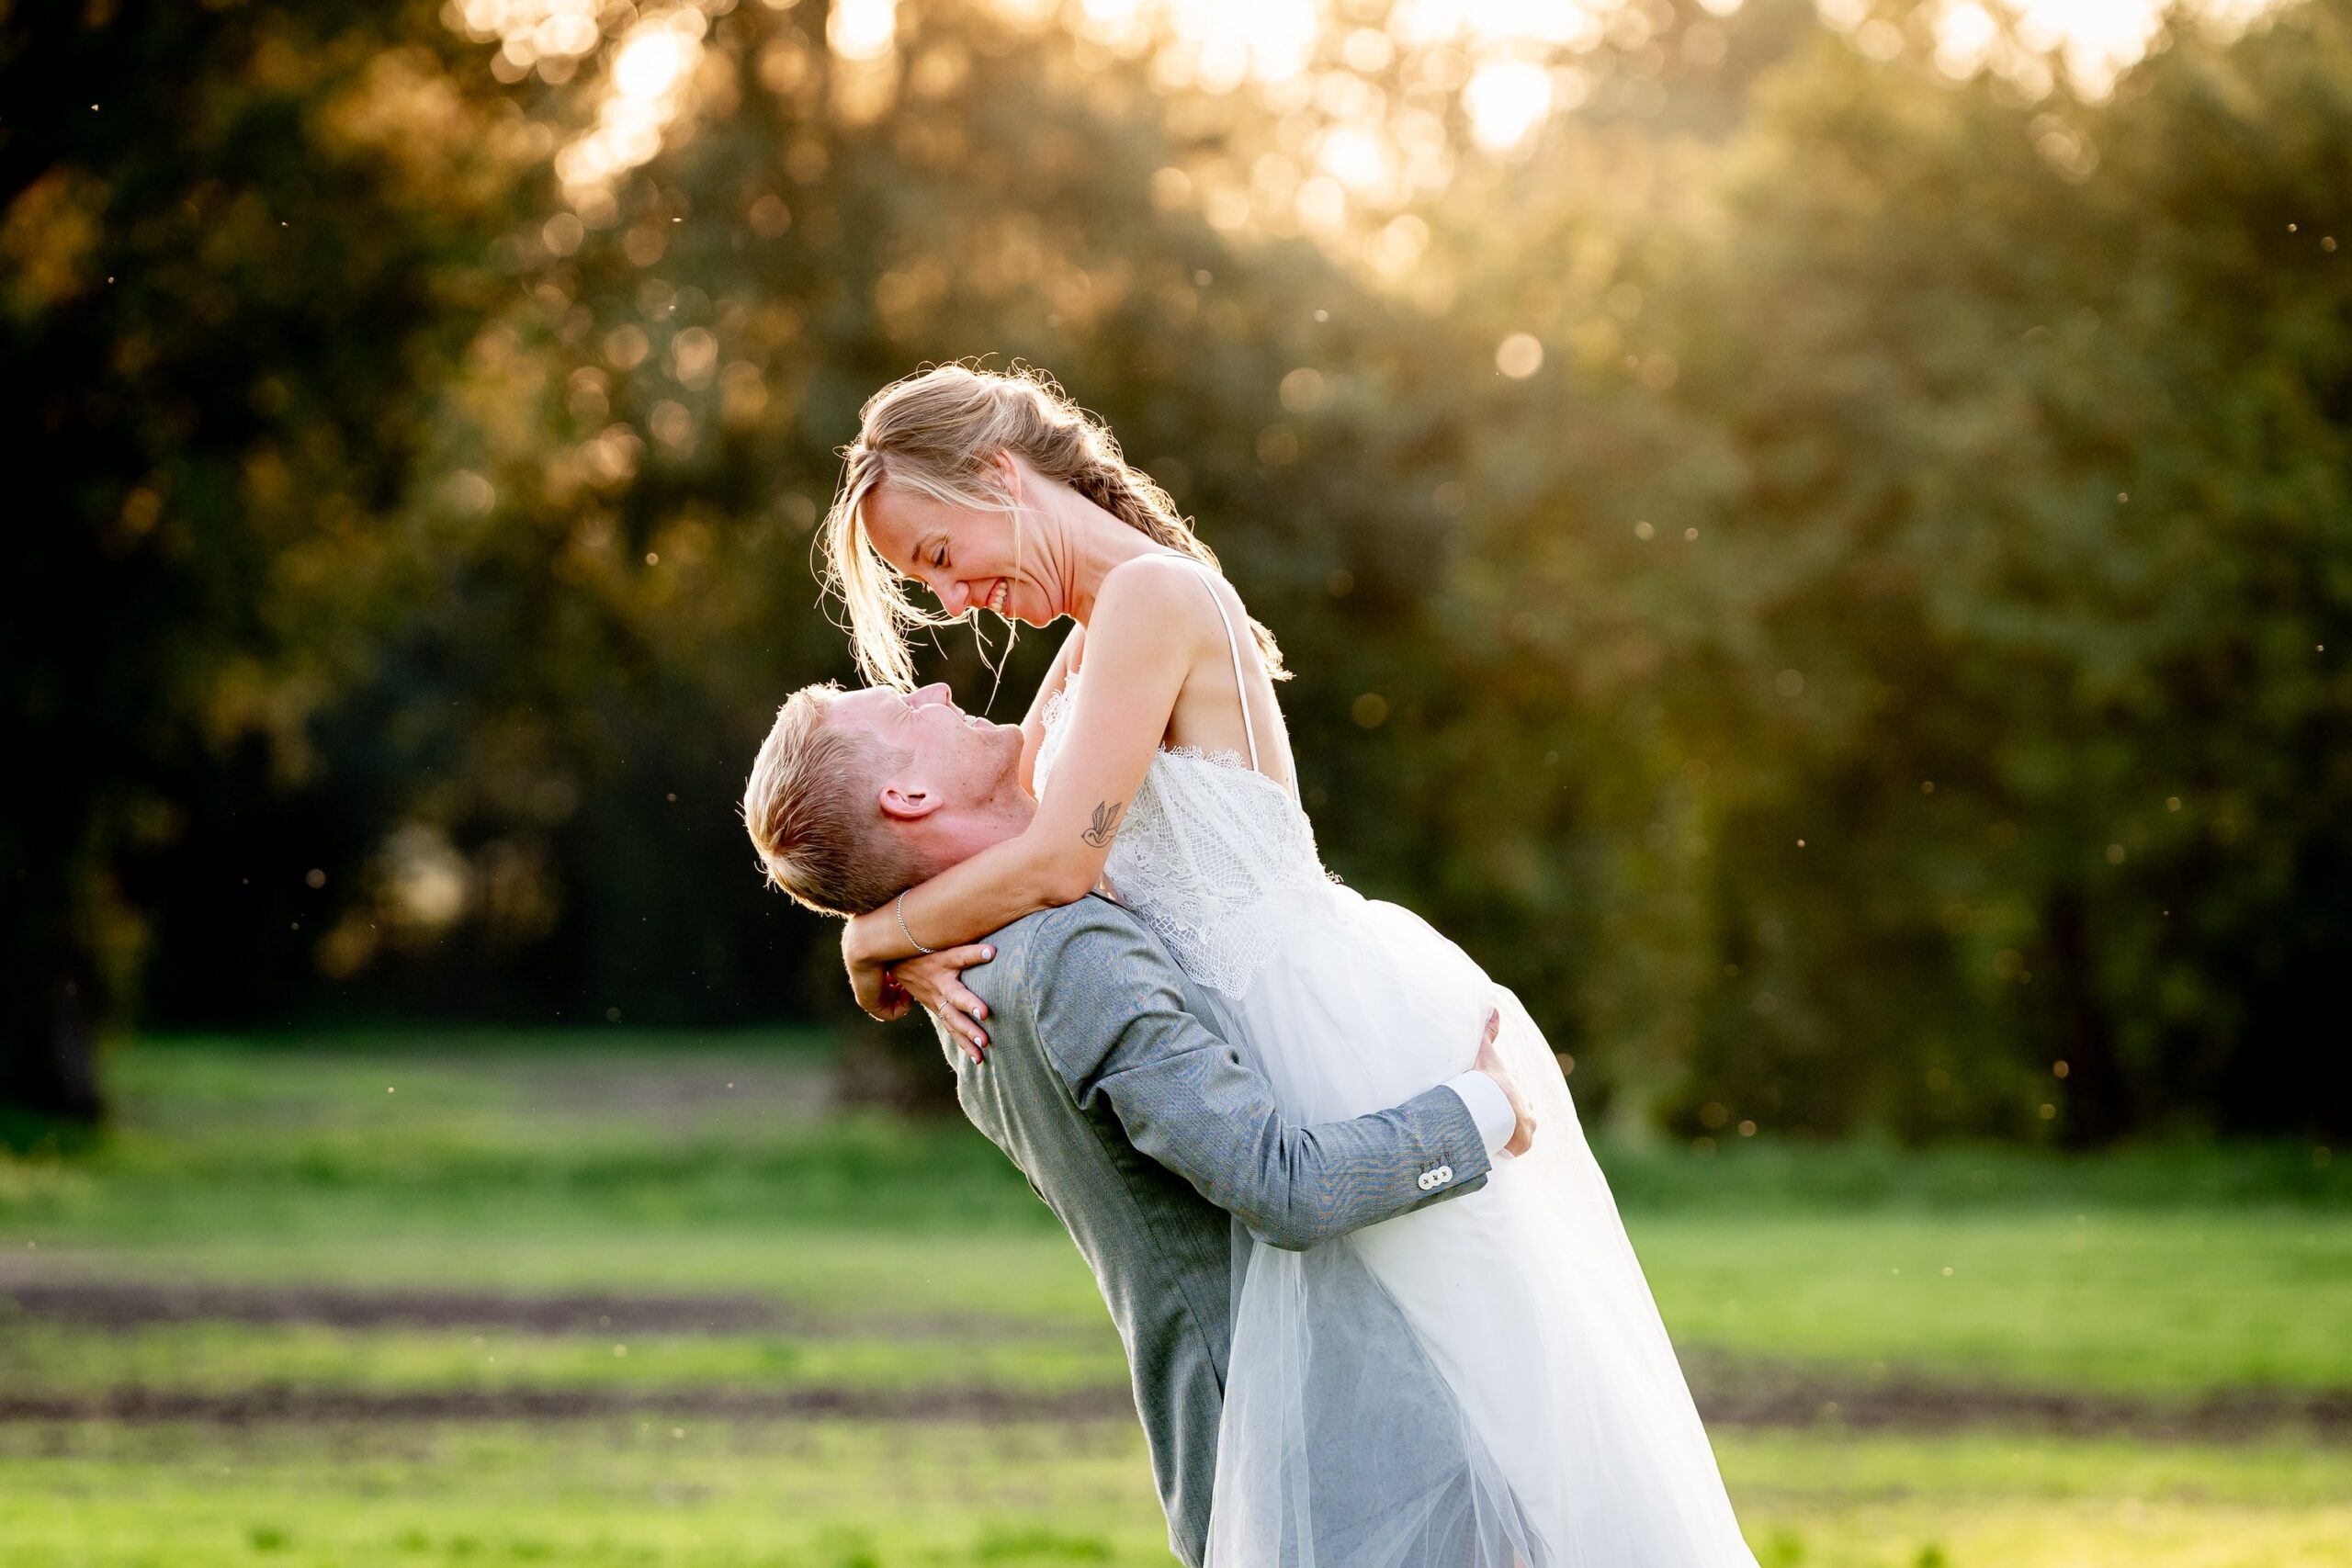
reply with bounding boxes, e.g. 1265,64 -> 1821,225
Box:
861,467 -> 1055,628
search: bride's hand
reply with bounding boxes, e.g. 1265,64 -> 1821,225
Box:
842,909 -> 907,1021
891,943 -> 998,1062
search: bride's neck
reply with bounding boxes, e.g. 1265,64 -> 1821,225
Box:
1048,492 -> 1174,626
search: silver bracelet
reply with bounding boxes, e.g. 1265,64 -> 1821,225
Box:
896,891 -> 936,955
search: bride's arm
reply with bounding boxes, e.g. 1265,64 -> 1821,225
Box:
842,561 -> 1205,1024
1016,623 -> 1085,796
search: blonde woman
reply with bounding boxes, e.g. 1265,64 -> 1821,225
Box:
821,363 -> 1755,1566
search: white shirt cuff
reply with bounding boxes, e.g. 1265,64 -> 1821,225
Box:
1443,1071 -> 1517,1158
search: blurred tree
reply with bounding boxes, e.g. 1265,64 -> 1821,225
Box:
1433,1 -> 2352,1139
2,0 -> 533,1122
265,0 -> 1479,1075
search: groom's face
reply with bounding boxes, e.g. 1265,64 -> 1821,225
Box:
827,682 -> 1025,826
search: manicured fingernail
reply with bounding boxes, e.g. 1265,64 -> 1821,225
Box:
976,1006 -> 987,1019
983,947 -> 994,959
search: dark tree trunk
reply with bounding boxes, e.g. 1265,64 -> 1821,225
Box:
2042,891 -> 2130,1146
3,938 -> 106,1124
3,816 -> 107,1125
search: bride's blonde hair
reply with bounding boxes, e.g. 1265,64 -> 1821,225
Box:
820,360 -> 1287,691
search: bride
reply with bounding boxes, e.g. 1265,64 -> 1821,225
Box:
825,362 -> 1756,1566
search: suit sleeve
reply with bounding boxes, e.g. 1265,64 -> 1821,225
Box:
1030,900 -> 1493,1251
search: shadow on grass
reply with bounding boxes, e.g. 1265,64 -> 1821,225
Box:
0,1110 -> 101,1160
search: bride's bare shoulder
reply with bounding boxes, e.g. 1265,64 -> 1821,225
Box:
1097,552 -> 1230,634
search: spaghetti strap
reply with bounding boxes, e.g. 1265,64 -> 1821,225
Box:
1177,557 -> 1267,780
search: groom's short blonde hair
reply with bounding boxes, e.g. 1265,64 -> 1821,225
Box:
743,682 -> 919,917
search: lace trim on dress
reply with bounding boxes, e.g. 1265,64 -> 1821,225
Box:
1038,686 -> 1278,787
1164,742 -> 1249,772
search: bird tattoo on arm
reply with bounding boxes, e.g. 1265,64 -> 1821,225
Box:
1081,799 -> 1125,849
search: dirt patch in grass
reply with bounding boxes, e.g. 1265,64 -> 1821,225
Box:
1688,1364 -> 2352,1443
0,1378 -> 2344,1443
0,1276 -> 1065,1340
0,1385 -> 1134,1426
5,1277 -> 2345,1443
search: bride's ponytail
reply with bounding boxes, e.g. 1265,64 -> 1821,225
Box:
821,360 -> 1287,690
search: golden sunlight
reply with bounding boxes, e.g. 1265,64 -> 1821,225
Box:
444,0 -> 2295,219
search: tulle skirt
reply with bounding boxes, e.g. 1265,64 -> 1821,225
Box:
1201,883 -> 1757,1568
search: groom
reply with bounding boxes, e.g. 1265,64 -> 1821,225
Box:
744,679 -> 1534,1566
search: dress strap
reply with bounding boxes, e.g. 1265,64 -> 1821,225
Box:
1178,557 -> 1262,776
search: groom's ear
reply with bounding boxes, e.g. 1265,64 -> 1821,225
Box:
877,777 -> 943,822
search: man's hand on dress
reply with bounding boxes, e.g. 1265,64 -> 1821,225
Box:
1474,1008 -> 1538,1157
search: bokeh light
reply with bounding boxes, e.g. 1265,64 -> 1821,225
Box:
830,0 -> 900,62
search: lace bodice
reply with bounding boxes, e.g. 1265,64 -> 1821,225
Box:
1035,679 -> 1333,997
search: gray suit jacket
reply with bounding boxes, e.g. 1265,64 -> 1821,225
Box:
934,895 -> 1491,1566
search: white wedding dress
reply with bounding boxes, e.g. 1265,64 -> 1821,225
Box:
1035,559 -> 1757,1567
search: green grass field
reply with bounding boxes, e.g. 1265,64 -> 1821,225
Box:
3,1035 -> 2347,1566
